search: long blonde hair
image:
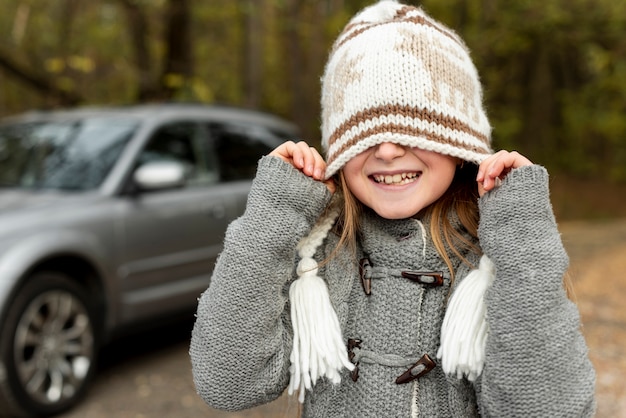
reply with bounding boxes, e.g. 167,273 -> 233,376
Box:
331,164 -> 481,280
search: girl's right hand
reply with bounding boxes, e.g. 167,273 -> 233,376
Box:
269,141 -> 336,193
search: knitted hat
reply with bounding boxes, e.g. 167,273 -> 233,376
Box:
321,0 -> 492,179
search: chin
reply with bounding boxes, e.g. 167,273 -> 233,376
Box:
373,207 -> 421,220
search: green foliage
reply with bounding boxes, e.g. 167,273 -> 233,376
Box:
192,2 -> 243,105
1,0 -> 626,182
422,0 -> 626,182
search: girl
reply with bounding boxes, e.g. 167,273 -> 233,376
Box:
190,1 -> 596,416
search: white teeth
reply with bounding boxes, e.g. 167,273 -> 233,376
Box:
373,172 -> 419,185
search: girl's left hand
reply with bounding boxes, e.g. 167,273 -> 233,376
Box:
476,150 -> 533,197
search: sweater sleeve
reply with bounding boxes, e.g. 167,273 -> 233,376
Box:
475,165 -> 596,417
189,156 -> 332,411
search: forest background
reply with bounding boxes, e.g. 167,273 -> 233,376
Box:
1,0 -> 625,220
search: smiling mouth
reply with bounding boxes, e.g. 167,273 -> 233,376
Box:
371,172 -> 421,185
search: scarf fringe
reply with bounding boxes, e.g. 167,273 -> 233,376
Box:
437,255 -> 496,381
288,205 -> 354,403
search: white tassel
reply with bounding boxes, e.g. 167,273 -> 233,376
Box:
288,205 -> 354,403
437,255 -> 496,381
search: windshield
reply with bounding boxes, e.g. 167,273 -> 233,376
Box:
0,117 -> 138,191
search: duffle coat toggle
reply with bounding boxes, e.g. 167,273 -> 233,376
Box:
347,338 -> 362,382
347,338 -> 436,384
359,257 -> 445,295
395,353 -> 437,384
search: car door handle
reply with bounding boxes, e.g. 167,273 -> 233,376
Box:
206,203 -> 226,219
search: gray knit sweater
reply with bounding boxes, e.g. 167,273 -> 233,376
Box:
190,156 -> 596,417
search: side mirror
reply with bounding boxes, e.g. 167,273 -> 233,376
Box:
133,160 -> 186,191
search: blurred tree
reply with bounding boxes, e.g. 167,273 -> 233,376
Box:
422,0 -> 626,181
242,0 -> 263,108
0,0 -> 625,181
116,0 -> 193,101
0,0 -> 193,104
161,0 -> 193,99
0,49 -> 83,106
116,0 -> 157,100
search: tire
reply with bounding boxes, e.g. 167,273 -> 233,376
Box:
0,272 -> 100,417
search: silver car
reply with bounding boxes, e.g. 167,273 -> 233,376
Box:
0,104 -> 298,416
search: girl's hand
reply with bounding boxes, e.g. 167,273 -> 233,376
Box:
476,150 -> 533,197
269,141 -> 336,193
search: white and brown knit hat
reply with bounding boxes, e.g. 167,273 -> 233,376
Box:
321,0 -> 492,179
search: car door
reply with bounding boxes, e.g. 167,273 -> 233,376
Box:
117,121 -> 242,323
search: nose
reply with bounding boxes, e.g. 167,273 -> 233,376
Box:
373,142 -> 406,162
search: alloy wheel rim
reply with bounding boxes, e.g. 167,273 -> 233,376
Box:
13,289 -> 94,405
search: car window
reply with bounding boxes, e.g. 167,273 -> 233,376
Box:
0,118 -> 137,191
208,122 -> 282,182
138,122 -> 218,187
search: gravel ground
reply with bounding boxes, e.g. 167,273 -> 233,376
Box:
58,219 -> 626,418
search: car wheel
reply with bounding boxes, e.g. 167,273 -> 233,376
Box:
0,272 -> 99,417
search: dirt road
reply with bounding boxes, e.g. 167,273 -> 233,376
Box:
60,219 -> 626,418
560,219 -> 626,418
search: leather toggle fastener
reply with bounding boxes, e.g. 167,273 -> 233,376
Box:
347,338 -> 362,382
401,271 -> 444,287
395,353 -> 436,384
359,258 -> 372,295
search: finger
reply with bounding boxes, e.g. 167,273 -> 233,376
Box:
507,151 -> 533,168
477,151 -> 533,194
476,155 -> 495,185
296,142 -> 318,176
483,161 -> 507,191
478,151 -> 505,177
296,143 -> 328,180
269,141 -> 302,167
477,152 -> 503,191
309,147 -> 328,180
294,141 -> 317,171
487,151 -> 532,181
271,141 -> 326,179
477,180 -> 487,197
271,141 -> 313,171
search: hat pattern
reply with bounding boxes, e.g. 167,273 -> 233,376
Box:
321,1 -> 492,179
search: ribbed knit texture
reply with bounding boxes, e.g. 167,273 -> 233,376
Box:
190,156 -> 596,417
321,0 -> 493,179
476,167 -> 597,417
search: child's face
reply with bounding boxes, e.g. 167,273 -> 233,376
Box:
342,142 -> 458,219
